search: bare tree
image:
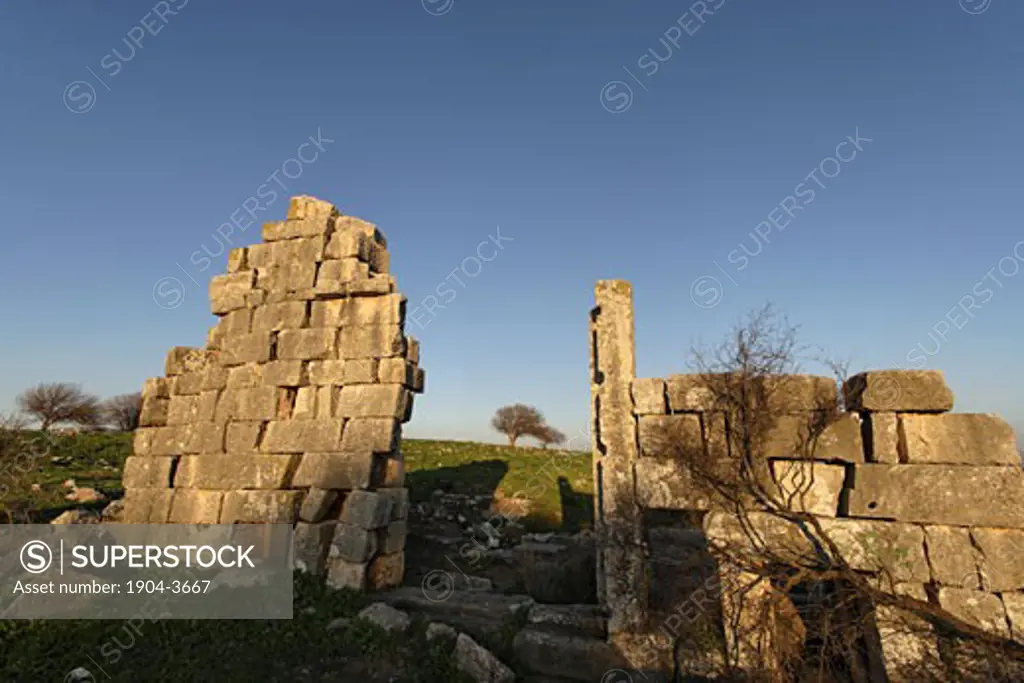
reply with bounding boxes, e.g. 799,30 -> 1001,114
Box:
16,383 -> 101,431
491,403 -> 545,447
533,425 -> 566,449
102,393 -> 142,431
657,304 -> 1024,682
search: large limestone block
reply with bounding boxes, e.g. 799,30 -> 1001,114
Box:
970,528 -> 1024,591
337,385 -> 408,419
923,526 -> 980,588
341,418 -> 400,454
631,378 -> 667,415
172,371 -> 205,396
1002,593 -> 1024,643
324,228 -> 371,261
768,460 -> 847,516
298,488 -> 339,523
216,387 -> 282,422
173,454 -> 298,489
220,490 -> 301,523
168,490 -> 224,524
225,421 -> 261,453
330,522 -> 379,563
292,452 -> 374,489
406,337 -> 420,365
142,377 -> 172,400
260,419 -> 344,453
378,521 -> 407,555
846,464 -> 1024,527
165,347 -> 215,376
293,521 -> 336,575
166,395 -> 199,426
341,491 -> 394,529
704,512 -> 930,582
637,414 -> 703,459
307,359 -> 377,385
377,358 -> 415,386
337,324 -> 405,359
336,215 -> 386,247
122,456 -> 175,489
251,301 -> 309,332
247,236 -> 326,268
762,374 -> 838,413
220,332 -> 273,366
635,457 -> 734,511
262,218 -> 333,241
121,488 -> 174,523
193,422 -> 227,453
937,587 -> 1010,637
326,558 -> 367,591
288,195 -> 338,223
292,387 -> 317,419
843,370 -> 953,412
367,551 -> 404,590
314,259 -> 370,293
256,263 -> 318,292
277,328 -> 337,361
666,373 -> 836,414
148,426 -> 199,456
227,363 -> 263,389
666,374 -> 715,412
898,414 -> 1020,465
871,583 -> 942,682
762,413 -> 864,463
377,488 -> 409,520
209,272 -> 254,314
866,412 -> 899,463
261,360 -> 305,387
139,397 -> 169,427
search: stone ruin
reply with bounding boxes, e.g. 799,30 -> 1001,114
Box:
120,195 -> 424,592
590,280 -> 1024,681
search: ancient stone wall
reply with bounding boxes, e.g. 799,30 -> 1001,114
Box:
590,279 -> 1024,680
121,195 -> 424,592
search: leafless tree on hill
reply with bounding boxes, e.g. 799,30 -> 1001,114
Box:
491,403 -> 546,447
16,382 -> 102,431
102,393 -> 142,431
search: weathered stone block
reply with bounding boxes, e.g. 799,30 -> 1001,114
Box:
971,528 -> 1024,592
168,489 -> 223,524
261,419 -> 343,453
341,418 -> 400,454
220,490 -> 301,523
194,390 -> 220,423
292,452 -> 374,489
631,378 -> 667,415
341,490 -> 394,529
298,488 -> 339,523
220,332 -> 272,366
256,263 -> 318,292
166,395 -> 198,426
326,558 -> 367,591
763,413 -> 864,463
293,521 -> 336,575
139,397 -> 169,427
251,301 -> 308,332
174,454 -> 297,489
768,460 -> 847,516
227,247 -> 247,272
194,422 -> 227,453
337,325 -> 405,359
172,371 -> 205,396
380,454 -> 405,487
261,360 -> 305,387
226,363 -> 263,389
277,328 -> 336,361
287,386 -> 313,419
1002,593 -> 1024,644
209,272 -> 254,315
705,512 -> 930,582
844,370 -> 953,413
248,236 -> 327,268
122,456 -> 175,489
666,374 -> 715,412
142,377 -> 172,400
923,526 -> 980,588
121,488 -> 174,523
637,414 -> 702,458
330,522 -> 379,562
635,457 -> 729,511
937,587 -> 1010,637
224,421 -> 261,453
867,412 -> 899,463
132,428 -> 158,456
149,426 -> 198,456
220,308 -> 252,337
411,367 -> 425,393
847,464 -> 1024,527
336,215 -> 385,246
378,357 -> 414,385
217,387 -> 281,422
200,365 -> 229,392
898,413 -> 1020,465
377,488 -> 409,520
307,359 -> 377,385
378,521 -> 407,555
367,551 -> 404,590
337,384 -> 408,419
406,337 -> 420,365
288,195 -> 338,223
315,258 -> 369,292
325,228 -> 370,261
315,386 -> 336,419
368,244 -> 389,274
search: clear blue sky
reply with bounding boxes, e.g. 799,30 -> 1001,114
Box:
1,0 -> 1021,444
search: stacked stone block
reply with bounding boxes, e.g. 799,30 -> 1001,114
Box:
122,195 -> 424,592
591,280 -> 1024,680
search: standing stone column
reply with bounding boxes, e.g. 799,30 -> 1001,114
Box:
122,195 -> 424,593
590,280 -> 647,635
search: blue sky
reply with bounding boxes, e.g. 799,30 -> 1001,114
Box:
0,0 -> 1021,444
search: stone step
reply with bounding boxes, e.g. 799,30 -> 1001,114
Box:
377,586 -> 533,642
526,604 -> 606,639
512,625 -> 632,682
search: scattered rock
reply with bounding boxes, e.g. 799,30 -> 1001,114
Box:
326,617 -> 350,631
453,632 -> 516,683
51,510 -> 84,525
426,621 -> 457,642
29,484 -> 40,492
357,602 -> 411,633
65,486 -> 106,504
61,479 -> 76,489
515,540 -> 596,604
101,499 -> 124,522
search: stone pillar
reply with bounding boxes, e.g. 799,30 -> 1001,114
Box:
590,280 -> 647,635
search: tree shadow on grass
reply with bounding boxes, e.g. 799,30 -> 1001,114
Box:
405,459 -> 510,503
